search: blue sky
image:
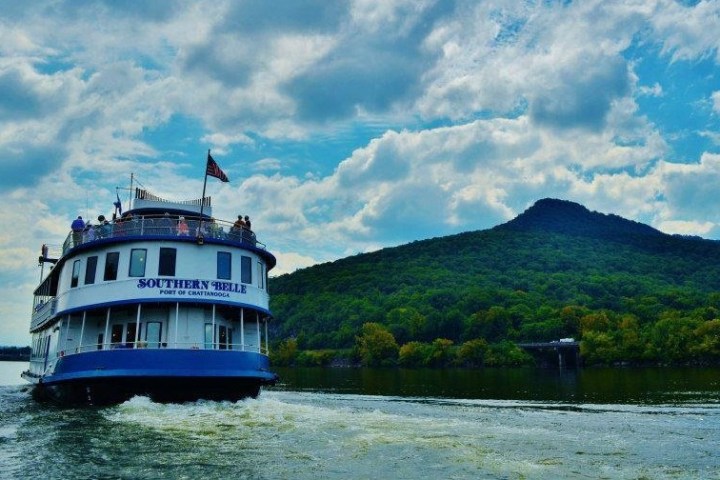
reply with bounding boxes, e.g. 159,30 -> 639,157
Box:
1,0 -> 719,345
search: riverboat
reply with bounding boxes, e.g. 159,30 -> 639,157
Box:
22,180 -> 278,405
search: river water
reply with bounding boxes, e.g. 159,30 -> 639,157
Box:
1,361 -> 718,479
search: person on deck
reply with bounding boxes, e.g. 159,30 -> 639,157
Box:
209,220 -> 222,238
230,215 -> 245,240
83,223 -> 95,242
97,215 -> 111,239
177,216 -> 189,236
160,212 -> 173,235
71,216 -> 85,246
233,215 -> 245,231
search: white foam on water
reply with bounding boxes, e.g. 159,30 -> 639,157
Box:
100,390 -> 720,479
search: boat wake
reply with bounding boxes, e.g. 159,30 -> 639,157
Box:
99,390 -> 719,479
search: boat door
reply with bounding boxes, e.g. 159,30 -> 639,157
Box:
146,322 -> 162,348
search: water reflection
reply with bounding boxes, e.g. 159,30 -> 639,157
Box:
272,367 -> 720,404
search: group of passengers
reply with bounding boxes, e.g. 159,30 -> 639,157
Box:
71,215 -> 112,246
70,212 -> 255,245
232,215 -> 252,232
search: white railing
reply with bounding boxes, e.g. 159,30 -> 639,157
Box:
62,214 -> 265,256
30,298 -> 57,331
59,341 -> 268,356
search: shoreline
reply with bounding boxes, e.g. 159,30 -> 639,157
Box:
0,356 -> 30,362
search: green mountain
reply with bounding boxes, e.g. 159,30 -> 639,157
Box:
269,198 -> 720,365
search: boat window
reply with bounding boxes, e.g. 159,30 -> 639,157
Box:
241,255 -> 252,284
111,324 -> 123,345
146,322 -> 162,348
129,249 -> 147,277
228,328 -> 234,350
126,322 -> 140,348
104,252 -> 120,281
204,323 -> 214,349
217,252 -> 231,280
97,333 -> 103,350
158,248 -> 176,276
219,325 -> 227,350
71,260 -> 81,288
85,256 -> 98,284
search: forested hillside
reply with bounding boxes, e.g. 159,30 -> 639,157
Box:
269,199 -> 720,366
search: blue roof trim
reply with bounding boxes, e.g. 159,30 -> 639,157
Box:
52,298 -> 272,320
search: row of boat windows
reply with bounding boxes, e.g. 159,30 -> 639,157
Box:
69,248 -> 266,289
103,323 -> 234,350
105,322 -> 162,348
31,322 -> 243,358
32,335 -> 50,359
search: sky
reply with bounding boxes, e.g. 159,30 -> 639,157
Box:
1,0 -> 719,346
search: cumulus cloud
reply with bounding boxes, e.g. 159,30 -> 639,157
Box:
639,83 -> 663,97
650,0 -> 720,62
271,251 -> 323,276
527,54 -> 631,131
251,158 -> 283,172
0,62 -> 80,187
658,220 -> 715,236
656,154 -> 720,231
208,114 -> 676,264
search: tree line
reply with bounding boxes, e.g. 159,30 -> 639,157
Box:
268,199 -> 720,367
0,346 -> 31,361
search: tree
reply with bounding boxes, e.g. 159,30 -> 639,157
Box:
559,305 -> 587,336
617,314 -> 644,361
271,338 -> 298,366
386,307 -> 425,344
464,307 -> 511,343
484,341 -> 532,366
398,341 -> 431,366
356,323 -> 399,366
428,338 -> 454,367
692,319 -> 720,359
580,311 -> 612,333
648,312 -> 701,362
456,338 -> 489,367
580,331 -> 619,365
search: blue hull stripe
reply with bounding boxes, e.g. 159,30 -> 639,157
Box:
40,349 -> 277,386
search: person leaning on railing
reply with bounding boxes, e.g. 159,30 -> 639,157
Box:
177,216 -> 189,236
209,220 -> 223,239
97,215 -> 111,238
83,223 -> 96,242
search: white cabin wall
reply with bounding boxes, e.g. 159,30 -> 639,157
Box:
86,311 -> 108,350
244,321 -> 259,351
56,241 -> 271,315
60,314 -> 83,355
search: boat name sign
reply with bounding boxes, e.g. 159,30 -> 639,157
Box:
136,278 -> 247,298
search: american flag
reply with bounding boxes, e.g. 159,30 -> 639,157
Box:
206,153 -> 229,182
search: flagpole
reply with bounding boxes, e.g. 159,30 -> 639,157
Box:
198,150 -> 210,243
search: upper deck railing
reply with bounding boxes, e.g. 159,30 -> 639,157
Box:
61,214 -> 264,256
31,298 -> 57,331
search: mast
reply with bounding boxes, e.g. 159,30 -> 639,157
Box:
129,173 -> 134,210
198,151 -> 210,242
